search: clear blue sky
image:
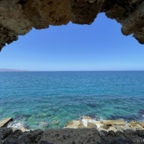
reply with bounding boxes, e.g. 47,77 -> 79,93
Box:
0,13 -> 144,71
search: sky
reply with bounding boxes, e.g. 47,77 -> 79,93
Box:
0,13 -> 144,71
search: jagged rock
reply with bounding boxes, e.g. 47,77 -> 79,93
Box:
3,129 -> 43,144
1,127 -> 144,144
0,118 -> 13,128
39,128 -> 101,144
0,127 -> 12,140
0,0 -> 144,51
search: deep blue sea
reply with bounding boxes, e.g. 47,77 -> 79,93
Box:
0,71 -> 144,129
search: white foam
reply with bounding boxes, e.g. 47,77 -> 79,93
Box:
82,119 -> 88,127
96,123 -> 102,128
88,119 -> 96,123
7,120 -> 25,129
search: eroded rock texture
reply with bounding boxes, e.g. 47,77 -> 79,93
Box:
1,128 -> 144,144
0,0 -> 144,51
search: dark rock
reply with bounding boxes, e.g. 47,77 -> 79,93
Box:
3,130 -> 22,144
136,130 -> 144,138
0,128 -> 12,140
1,128 -> 144,144
99,130 -> 107,137
39,128 -> 101,144
3,130 -> 43,144
106,137 -> 134,144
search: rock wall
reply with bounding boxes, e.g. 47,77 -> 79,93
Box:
0,0 -> 144,51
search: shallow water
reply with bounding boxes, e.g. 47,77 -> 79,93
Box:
0,71 -> 144,129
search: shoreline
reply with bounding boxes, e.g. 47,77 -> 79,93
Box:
0,116 -> 144,143
65,116 -> 144,132
0,116 -> 144,132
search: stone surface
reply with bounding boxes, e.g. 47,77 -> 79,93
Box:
87,122 -> 97,129
65,116 -> 144,132
0,0 -> 144,51
1,127 -> 144,144
39,128 -> 101,144
3,129 -> 43,144
66,120 -> 81,128
0,127 -> 13,140
0,118 -> 13,128
102,120 -> 126,126
139,122 -> 144,128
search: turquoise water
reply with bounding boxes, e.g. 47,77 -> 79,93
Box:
0,71 -> 144,129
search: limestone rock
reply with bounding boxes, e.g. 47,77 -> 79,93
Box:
78,122 -> 86,128
87,122 -> 97,129
102,120 -> 126,126
0,118 -> 13,128
66,120 -> 81,128
108,126 -> 117,132
128,121 -> 144,131
139,122 -> 144,128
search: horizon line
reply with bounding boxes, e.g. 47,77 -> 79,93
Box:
1,69 -> 144,72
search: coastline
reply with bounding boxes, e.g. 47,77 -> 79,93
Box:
0,116 -> 144,144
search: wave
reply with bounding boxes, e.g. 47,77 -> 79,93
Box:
7,120 -> 29,131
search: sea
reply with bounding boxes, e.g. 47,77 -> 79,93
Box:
0,71 -> 144,130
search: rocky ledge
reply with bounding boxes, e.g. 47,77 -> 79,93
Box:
65,116 -> 144,132
0,0 -> 144,51
0,127 -> 144,144
0,117 -> 144,144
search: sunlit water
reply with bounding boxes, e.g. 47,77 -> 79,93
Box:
0,71 -> 144,129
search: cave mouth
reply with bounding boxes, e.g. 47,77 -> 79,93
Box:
0,0 -> 144,51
